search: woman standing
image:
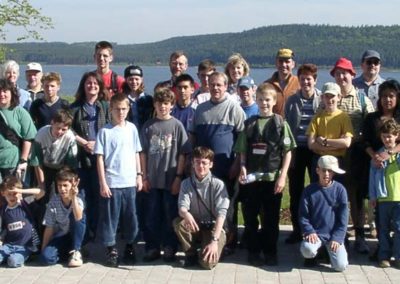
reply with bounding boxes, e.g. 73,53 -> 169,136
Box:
70,71 -> 110,240
0,79 -> 36,180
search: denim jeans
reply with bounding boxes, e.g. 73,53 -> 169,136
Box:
0,244 -> 31,267
378,201 -> 400,261
78,167 -> 100,241
97,187 -> 138,247
41,213 -> 86,265
300,239 -> 348,271
143,188 -> 178,252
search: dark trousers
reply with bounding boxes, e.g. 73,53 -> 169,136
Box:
288,147 -> 313,237
241,180 -> 282,255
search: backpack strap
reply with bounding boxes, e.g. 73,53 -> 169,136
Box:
357,89 -> 367,116
0,112 -> 22,148
110,71 -> 119,94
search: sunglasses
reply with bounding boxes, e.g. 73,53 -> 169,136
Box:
365,59 -> 380,66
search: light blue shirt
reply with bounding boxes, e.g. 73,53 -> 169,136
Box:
95,121 -> 142,188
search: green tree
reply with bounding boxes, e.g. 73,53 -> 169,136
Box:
0,0 -> 53,60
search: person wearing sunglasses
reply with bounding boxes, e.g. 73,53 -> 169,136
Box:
353,50 -> 385,108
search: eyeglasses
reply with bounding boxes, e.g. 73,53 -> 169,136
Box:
193,160 -> 210,166
365,59 -> 380,66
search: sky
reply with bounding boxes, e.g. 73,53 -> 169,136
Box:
4,0 -> 400,44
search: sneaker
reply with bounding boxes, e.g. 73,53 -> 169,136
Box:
354,237 -> 370,254
248,253 -> 264,267
285,233 -> 302,244
123,245 -> 136,264
179,254 -> 197,267
143,249 -> 161,262
379,260 -> 391,268
304,258 -> 318,268
68,250 -> 83,267
106,248 -> 119,267
163,247 -> 176,263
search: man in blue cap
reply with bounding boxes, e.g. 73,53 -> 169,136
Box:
237,76 -> 258,119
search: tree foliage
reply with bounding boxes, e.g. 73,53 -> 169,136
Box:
0,0 -> 53,60
4,24 -> 400,68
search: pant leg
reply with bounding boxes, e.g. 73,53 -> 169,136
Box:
41,234 -> 71,265
70,212 -> 86,251
325,242 -> 348,272
240,181 -> 263,253
288,147 -> 313,236
300,239 -> 322,258
161,189 -> 179,251
173,217 -> 200,254
78,167 -> 99,241
143,188 -> 162,251
391,202 -> 400,260
199,228 -> 226,270
97,188 -> 122,247
261,181 -> 282,256
7,245 -> 31,268
377,202 -> 392,261
121,187 -> 139,244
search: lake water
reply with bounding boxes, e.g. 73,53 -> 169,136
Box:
17,65 -> 400,96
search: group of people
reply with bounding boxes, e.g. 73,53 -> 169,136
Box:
0,40 -> 399,272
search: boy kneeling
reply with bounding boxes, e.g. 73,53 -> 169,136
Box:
299,155 -> 348,272
174,147 -> 229,269
41,168 -> 85,267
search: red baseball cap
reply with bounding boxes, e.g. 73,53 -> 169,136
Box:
330,57 -> 356,77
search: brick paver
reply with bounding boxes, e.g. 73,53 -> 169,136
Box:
3,226 -> 399,284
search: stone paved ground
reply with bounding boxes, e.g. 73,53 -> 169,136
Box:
1,226 -> 400,284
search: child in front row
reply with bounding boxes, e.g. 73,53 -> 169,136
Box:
41,168 -> 86,267
234,83 -> 296,266
299,155 -> 349,272
369,119 -> 400,269
0,176 -> 43,268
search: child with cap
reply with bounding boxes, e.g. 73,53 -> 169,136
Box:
122,65 -> 153,131
237,76 -> 258,119
369,119 -> 400,268
299,155 -> 349,272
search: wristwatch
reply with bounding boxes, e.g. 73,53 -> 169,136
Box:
211,235 -> 219,242
19,158 -> 27,164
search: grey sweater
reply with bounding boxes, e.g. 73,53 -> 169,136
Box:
178,172 -> 230,222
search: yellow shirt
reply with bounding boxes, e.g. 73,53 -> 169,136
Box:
307,109 -> 354,156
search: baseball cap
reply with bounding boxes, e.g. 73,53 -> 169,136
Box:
124,65 -> 143,78
361,50 -> 381,61
276,48 -> 294,59
237,76 -> 255,89
322,82 -> 341,96
330,57 -> 356,77
26,62 -> 42,72
318,155 -> 346,174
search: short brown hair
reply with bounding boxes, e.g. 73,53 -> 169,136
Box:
55,167 -> 79,183
52,109 -> 73,127
95,40 -> 113,54
169,50 -> 187,63
153,88 -> 175,105
192,146 -> 214,162
297,63 -> 318,79
256,83 -> 277,100
198,59 -> 216,72
110,93 -> 129,108
380,118 -> 400,135
0,176 -> 22,193
42,72 -> 62,85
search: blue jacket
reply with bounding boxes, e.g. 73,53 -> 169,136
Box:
369,147 -> 400,200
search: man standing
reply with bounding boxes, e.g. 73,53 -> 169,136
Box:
189,72 -> 245,254
158,51 -> 199,94
25,62 -> 44,101
265,48 -> 300,116
353,50 -> 385,108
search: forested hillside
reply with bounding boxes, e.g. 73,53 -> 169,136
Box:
4,24 -> 400,67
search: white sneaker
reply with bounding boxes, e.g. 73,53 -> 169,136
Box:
68,250 -> 83,267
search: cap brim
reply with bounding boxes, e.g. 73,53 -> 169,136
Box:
333,168 -> 346,174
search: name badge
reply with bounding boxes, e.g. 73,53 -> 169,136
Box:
252,143 -> 267,155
